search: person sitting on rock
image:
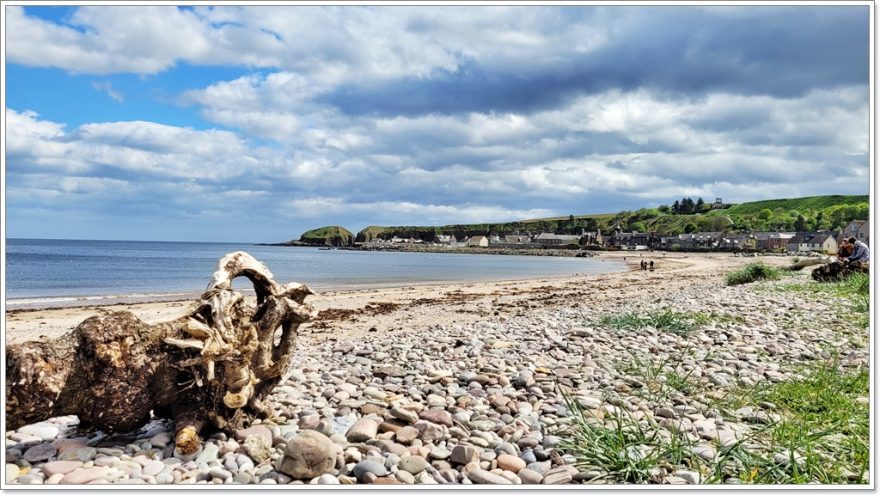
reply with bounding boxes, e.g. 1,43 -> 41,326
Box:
838,238 -> 853,260
848,237 -> 869,263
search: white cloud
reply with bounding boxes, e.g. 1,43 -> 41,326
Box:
6,109 -> 256,180
91,81 -> 124,103
6,6 -> 608,79
283,197 -> 554,225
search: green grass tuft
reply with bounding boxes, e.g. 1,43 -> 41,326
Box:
599,310 -> 710,335
776,272 -> 869,327
725,262 -> 782,286
560,358 -> 869,484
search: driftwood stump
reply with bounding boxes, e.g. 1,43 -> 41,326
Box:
6,252 -> 314,455
785,256 -> 834,271
811,260 -> 869,282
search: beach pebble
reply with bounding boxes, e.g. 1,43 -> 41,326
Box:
277,430 -> 337,480
58,447 -> 96,462
209,467 -> 232,481
18,425 -> 60,441
235,426 -> 273,445
243,435 -> 273,463
451,445 -> 480,465
195,443 -> 219,464
23,443 -> 57,463
346,419 -> 379,443
467,468 -> 512,484
674,470 -> 701,484
149,432 -> 172,448
6,464 -> 20,482
517,468 -> 543,484
496,454 -> 526,472
390,407 -> 419,424
42,460 -> 84,476
399,455 -> 429,475
419,409 -> 453,427
61,466 -> 110,484
542,465 -> 578,484
395,426 -> 419,444
142,460 -> 164,476
156,472 -> 175,484
314,473 -> 339,484
46,473 -> 64,485
353,460 -> 388,482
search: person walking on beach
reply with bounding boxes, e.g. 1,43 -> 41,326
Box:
649,260 -> 654,271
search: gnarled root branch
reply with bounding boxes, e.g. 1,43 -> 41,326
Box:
6,251 -> 314,456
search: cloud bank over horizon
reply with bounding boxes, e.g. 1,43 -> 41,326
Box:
5,5 -> 870,242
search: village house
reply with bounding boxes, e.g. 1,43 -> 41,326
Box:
720,233 -> 758,251
504,234 -> 532,244
787,231 -> 839,254
579,230 -> 604,246
466,235 -> 489,248
535,233 -> 581,246
660,232 -> 724,250
787,233 -> 810,253
753,232 -> 796,251
809,232 -> 838,254
609,231 -> 652,250
434,234 -> 458,245
838,220 -> 870,246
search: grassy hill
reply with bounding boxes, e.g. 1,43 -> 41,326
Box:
714,195 -> 866,215
298,226 -> 354,246
349,195 -> 868,243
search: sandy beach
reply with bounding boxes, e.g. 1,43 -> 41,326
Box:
5,252 -> 754,345
4,251 -> 869,485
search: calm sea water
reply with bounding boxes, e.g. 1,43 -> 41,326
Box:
5,238 -> 626,307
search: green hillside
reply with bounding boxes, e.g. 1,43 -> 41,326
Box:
719,195 -> 867,215
348,195 -> 868,242
298,226 -> 354,246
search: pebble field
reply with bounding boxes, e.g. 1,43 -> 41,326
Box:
4,263 -> 870,485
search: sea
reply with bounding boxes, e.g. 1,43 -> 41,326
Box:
4,238 -> 627,308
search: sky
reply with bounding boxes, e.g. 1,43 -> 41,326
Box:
3,5 -> 871,242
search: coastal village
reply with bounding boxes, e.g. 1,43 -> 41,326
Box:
362,218 -> 870,255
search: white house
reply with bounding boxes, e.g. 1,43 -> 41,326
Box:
466,236 -> 489,248
789,232 -> 838,253
809,232 -> 838,254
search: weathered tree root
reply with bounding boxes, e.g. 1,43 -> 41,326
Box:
811,260 -> 869,282
6,252 -> 314,455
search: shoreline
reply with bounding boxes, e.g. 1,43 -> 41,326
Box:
4,253 -> 633,312
5,252 -> 765,345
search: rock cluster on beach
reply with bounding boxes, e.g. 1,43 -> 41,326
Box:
4,268 -> 868,485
